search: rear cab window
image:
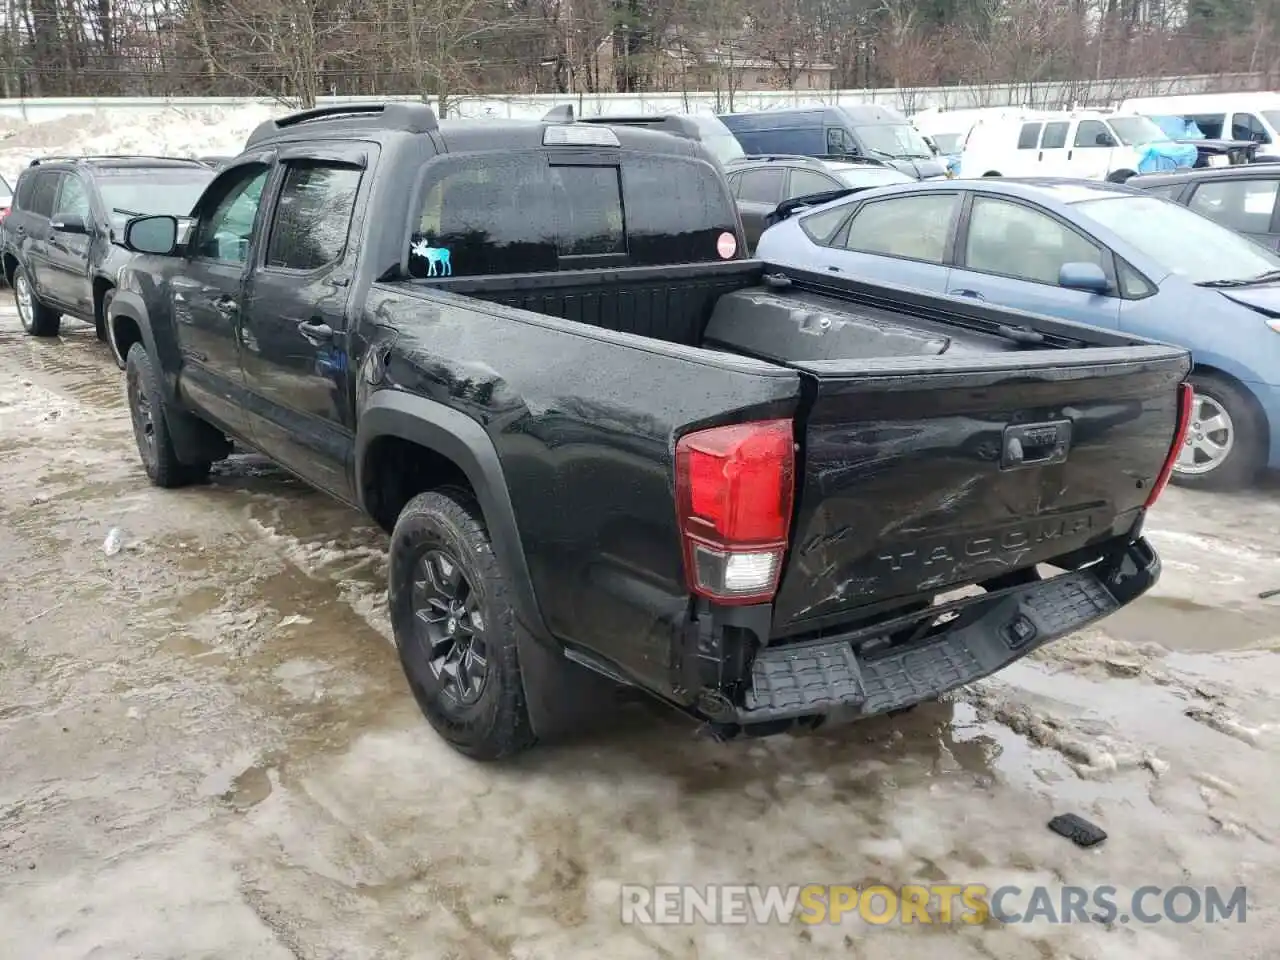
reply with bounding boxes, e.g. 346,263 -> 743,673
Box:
410,151 -> 739,278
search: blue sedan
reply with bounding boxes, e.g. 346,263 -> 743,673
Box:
756,177 -> 1280,490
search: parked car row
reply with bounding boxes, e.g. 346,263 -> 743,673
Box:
1,155 -> 216,338
755,171 -> 1280,491
2,102 -> 1194,761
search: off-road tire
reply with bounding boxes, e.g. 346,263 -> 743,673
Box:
13,264 -> 61,337
1172,372 -> 1267,492
125,343 -> 211,488
389,489 -> 536,761
96,289 -> 113,342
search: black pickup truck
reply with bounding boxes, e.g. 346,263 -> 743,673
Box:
107,103 -> 1193,760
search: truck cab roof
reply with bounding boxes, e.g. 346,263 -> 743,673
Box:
242,101 -> 709,164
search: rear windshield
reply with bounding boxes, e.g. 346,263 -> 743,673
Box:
410,151 -> 739,278
96,168 -> 216,224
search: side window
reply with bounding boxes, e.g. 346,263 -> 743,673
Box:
1142,183 -> 1185,201
827,127 -> 852,154
787,168 -> 840,199
1117,259 -> 1155,300
1074,120 -> 1111,148
736,167 -> 786,205
1017,123 -> 1043,149
193,164 -> 271,263
839,193 -> 959,263
799,204 -> 852,244
55,174 -> 91,219
1231,113 -> 1270,144
265,163 -> 362,271
27,173 -> 59,217
725,172 -> 743,198
964,196 -> 1107,286
15,174 -> 36,211
1187,178 -> 1280,234
1187,114 -> 1224,139
1040,122 -> 1069,149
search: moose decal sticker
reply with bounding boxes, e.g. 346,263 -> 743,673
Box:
411,238 -> 453,277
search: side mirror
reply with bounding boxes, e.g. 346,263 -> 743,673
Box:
1095,132 -> 1116,147
1059,261 -> 1111,294
50,212 -> 87,235
124,214 -> 179,255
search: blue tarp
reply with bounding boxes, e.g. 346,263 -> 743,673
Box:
1150,115 -> 1205,140
1136,139 -> 1199,174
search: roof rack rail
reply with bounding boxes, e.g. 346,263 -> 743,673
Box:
28,154 -> 205,167
245,101 -> 439,148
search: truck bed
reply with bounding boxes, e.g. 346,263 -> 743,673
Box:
405,259 -> 1190,639
413,259 -> 1130,361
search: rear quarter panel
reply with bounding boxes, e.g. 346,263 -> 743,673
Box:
363,284 -> 802,695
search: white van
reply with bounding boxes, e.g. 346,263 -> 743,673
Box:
958,110 -> 1174,181
1118,92 -> 1280,160
911,106 -> 1034,157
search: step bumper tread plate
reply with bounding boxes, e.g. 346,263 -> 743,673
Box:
739,571 -> 1118,723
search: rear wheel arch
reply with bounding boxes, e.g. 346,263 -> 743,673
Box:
356,392 -> 548,641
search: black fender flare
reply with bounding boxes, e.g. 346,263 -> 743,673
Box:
106,290 -> 223,465
354,392 -> 619,741
105,289 -> 159,372
355,389 -> 550,642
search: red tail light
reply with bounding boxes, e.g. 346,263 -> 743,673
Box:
1145,381 -> 1194,508
675,418 -> 795,604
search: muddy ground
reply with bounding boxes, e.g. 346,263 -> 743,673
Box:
2,306 -> 1278,960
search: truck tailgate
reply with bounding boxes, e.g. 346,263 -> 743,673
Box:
773,346 -> 1191,632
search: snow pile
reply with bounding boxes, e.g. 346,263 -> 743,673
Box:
0,105 -> 283,185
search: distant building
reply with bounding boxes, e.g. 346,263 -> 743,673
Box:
592,33 -> 835,93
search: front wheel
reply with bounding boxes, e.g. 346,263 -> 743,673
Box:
389,489 -> 536,761
96,289 -> 113,342
1171,373 -> 1267,491
125,343 -> 212,488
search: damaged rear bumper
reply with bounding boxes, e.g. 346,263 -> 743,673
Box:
710,536 -> 1159,727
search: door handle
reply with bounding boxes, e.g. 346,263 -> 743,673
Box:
950,288 -> 985,300
297,319 -> 333,343
1038,150 -> 1044,160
